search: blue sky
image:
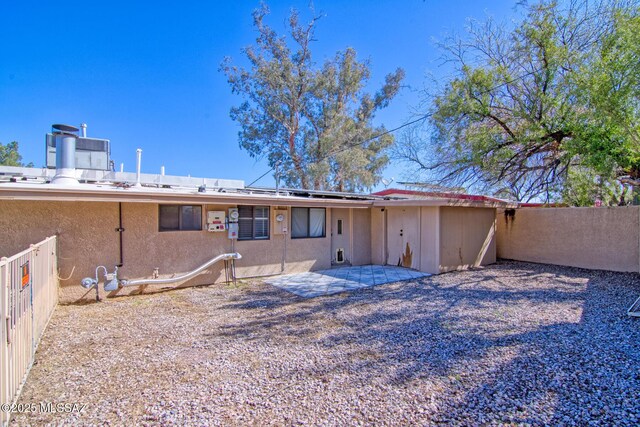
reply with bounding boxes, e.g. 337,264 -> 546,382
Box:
0,0 -> 517,190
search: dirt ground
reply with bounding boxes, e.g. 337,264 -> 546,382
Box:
9,261 -> 640,426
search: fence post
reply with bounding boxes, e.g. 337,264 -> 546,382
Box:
1,257 -> 8,427
29,245 -> 35,367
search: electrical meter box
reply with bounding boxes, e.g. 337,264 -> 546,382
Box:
273,209 -> 288,235
228,208 -> 239,223
228,223 -> 238,239
226,208 -> 239,239
207,211 -> 226,232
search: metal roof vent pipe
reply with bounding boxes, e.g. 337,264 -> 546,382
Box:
51,124 -> 80,185
135,148 -> 142,187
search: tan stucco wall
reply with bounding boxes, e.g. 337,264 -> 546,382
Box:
369,205 -> 495,274
125,203 -> 332,289
370,208 -> 386,265
331,208 -> 351,264
235,206 -> 331,278
386,207 -> 421,269
496,207 -> 639,272
115,203 -> 230,295
0,201 -> 120,302
439,207 -> 496,272
351,208 -> 371,266
0,201 -> 332,303
419,207 -> 440,274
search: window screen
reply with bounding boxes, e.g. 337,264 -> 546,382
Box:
159,205 -> 202,231
291,207 -> 308,238
238,206 -> 270,240
180,205 -> 202,230
159,205 -> 180,231
291,208 -> 325,238
238,206 -> 254,240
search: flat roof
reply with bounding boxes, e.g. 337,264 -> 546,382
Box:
0,167 -> 516,208
372,188 -> 517,208
0,182 -> 375,208
373,198 -> 516,209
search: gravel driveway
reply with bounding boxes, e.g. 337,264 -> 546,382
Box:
9,261 -> 640,426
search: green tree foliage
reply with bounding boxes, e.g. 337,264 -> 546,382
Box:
561,167 -> 626,206
0,141 -> 33,167
394,0 -> 638,203
572,10 -> 640,187
222,5 -> 404,191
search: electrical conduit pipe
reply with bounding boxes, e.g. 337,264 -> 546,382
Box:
119,252 -> 241,287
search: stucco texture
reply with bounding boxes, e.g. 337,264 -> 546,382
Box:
370,208 -> 386,266
439,207 -> 497,272
419,207 -> 440,274
330,208 -> 351,265
235,206 -> 331,278
351,208 -> 372,266
369,206 -> 496,274
496,207 -> 639,272
0,201 -> 333,303
1,198 -> 503,304
385,207 -> 421,270
0,201 -> 120,303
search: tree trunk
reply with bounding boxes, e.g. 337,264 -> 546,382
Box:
288,132 -> 308,189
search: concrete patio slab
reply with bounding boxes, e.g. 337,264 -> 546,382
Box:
265,265 -> 430,297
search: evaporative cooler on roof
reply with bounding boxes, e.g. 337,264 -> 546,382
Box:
46,131 -> 111,171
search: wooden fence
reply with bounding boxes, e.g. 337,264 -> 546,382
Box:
0,236 -> 58,426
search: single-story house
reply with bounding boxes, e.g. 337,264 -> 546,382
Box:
0,126 -> 514,304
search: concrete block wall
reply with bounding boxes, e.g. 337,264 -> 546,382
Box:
496,206 -> 640,272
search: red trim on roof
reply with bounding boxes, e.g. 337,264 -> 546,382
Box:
519,202 -> 567,207
372,188 -> 506,204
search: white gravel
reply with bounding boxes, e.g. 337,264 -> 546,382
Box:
9,261 -> 640,426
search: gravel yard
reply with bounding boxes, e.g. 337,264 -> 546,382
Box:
10,261 -> 640,426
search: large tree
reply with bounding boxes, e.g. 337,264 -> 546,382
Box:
573,9 -> 640,188
0,141 -> 33,167
394,0 -> 638,203
222,5 -> 404,191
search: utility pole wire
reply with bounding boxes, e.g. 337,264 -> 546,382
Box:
247,168 -> 276,187
246,115 -> 429,188
246,66 -> 545,188
247,115 -> 431,188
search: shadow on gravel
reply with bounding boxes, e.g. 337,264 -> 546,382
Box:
433,266 -> 640,425
207,261 -> 640,424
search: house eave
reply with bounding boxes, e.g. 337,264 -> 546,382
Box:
373,198 -> 517,209
0,183 -> 373,208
